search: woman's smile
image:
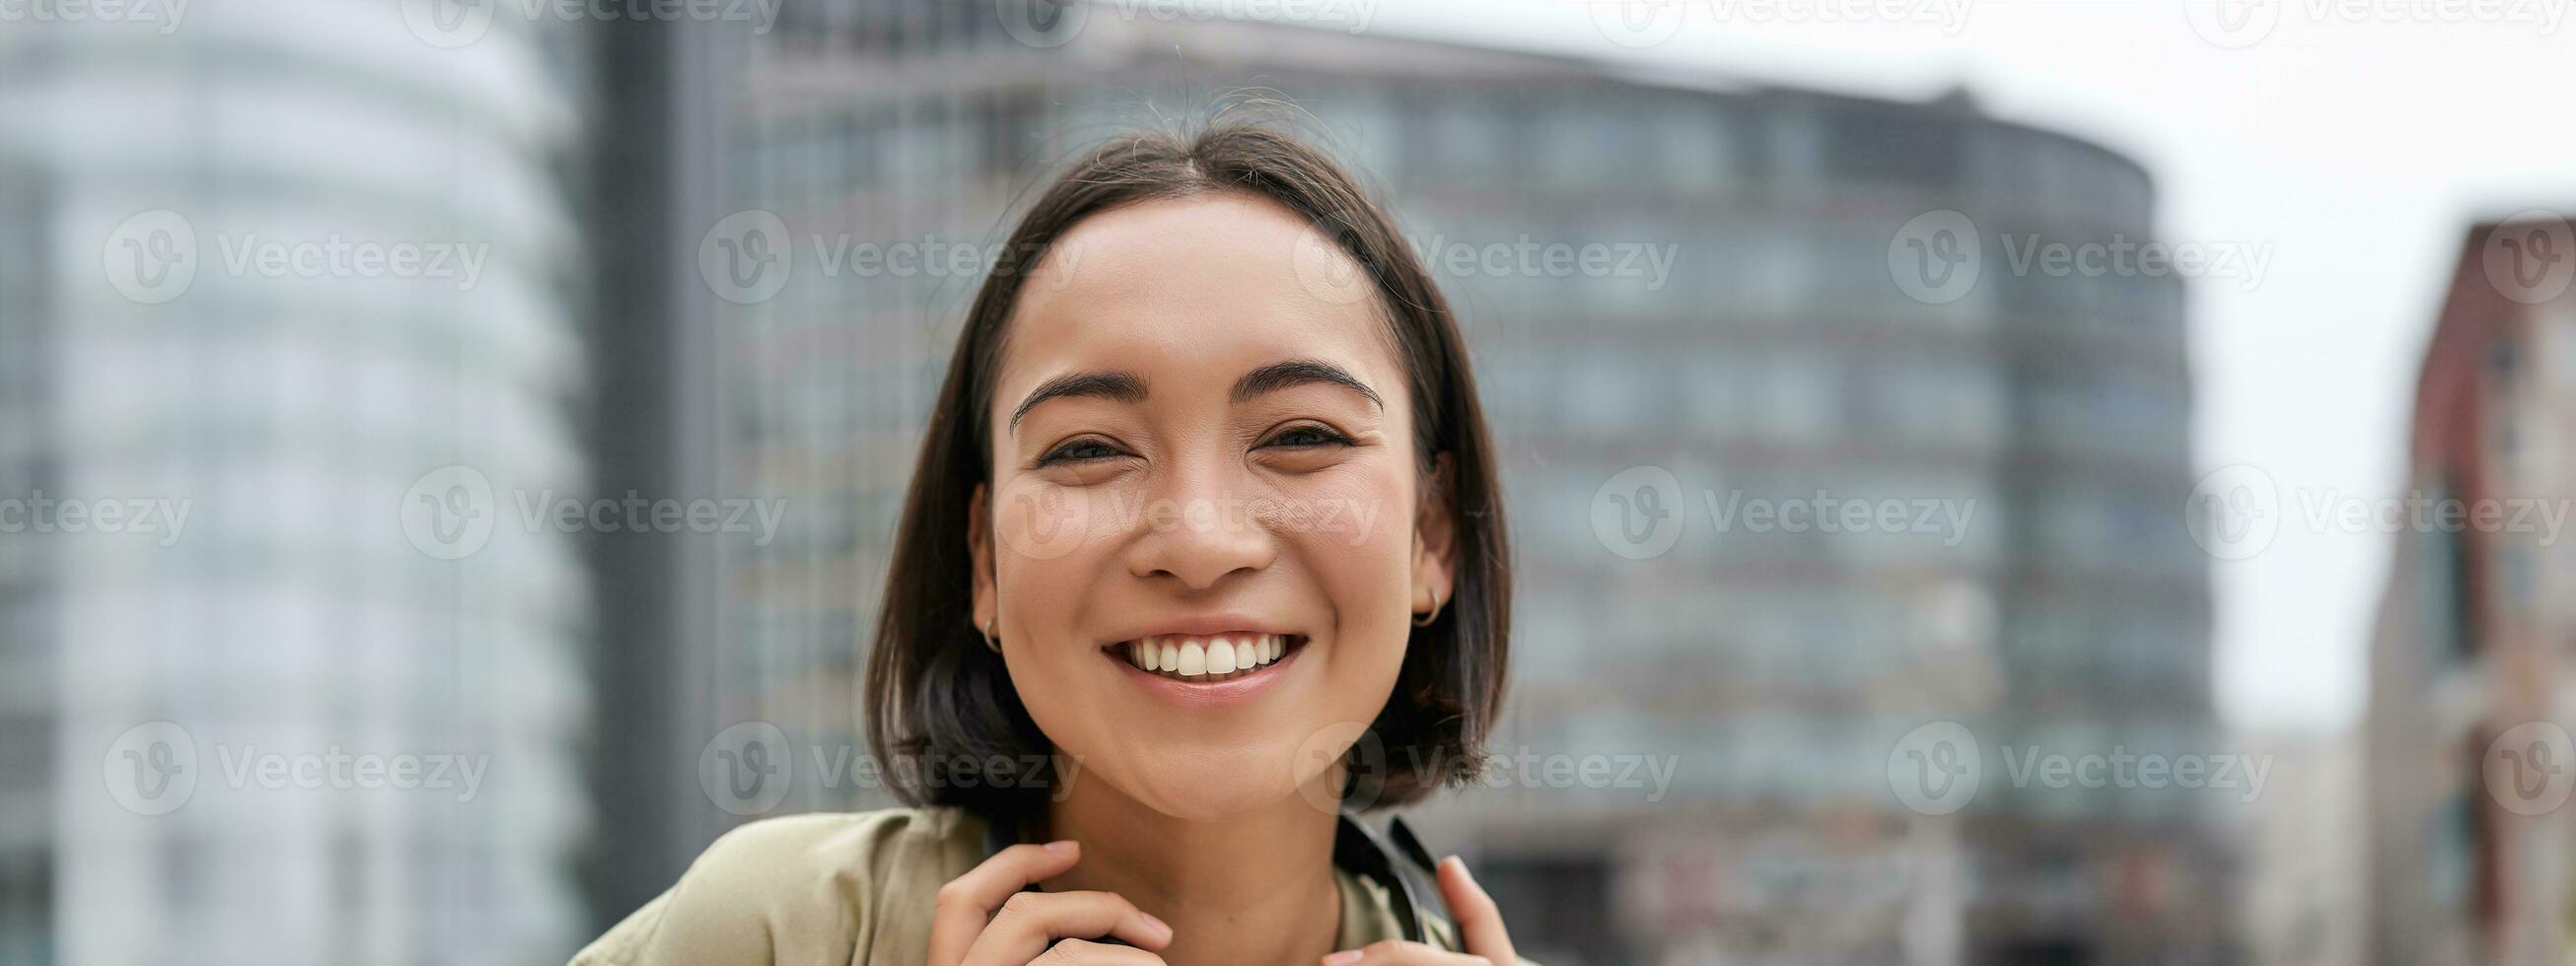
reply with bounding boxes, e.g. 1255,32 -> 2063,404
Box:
1103,627 -> 1315,707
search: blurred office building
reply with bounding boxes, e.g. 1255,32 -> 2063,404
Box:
0,4 -> 595,962
595,6 -> 2226,964
2233,731 -> 2365,966
2365,212 -> 2576,966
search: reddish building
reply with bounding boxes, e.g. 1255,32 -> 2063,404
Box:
2366,211 -> 2576,966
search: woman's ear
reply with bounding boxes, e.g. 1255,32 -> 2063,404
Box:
967,482 -> 996,638
1411,452 -> 1458,620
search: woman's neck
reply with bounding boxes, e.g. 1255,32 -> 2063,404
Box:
1038,771 -> 1346,966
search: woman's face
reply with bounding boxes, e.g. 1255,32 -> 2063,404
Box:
970,192 -> 1452,822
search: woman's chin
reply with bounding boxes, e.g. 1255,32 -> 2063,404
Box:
1120,757 -> 1313,822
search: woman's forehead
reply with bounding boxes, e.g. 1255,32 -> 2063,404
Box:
998,194 -> 1402,402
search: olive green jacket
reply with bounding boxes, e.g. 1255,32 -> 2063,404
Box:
572,806 -> 1491,965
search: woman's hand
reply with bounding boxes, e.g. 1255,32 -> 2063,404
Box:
929,841 -> 1176,965
1320,857 -> 1518,965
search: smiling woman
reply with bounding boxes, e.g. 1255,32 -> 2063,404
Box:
573,123 -> 1531,966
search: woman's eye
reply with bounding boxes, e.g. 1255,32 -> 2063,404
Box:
1038,439 -> 1122,465
1263,424 -> 1353,449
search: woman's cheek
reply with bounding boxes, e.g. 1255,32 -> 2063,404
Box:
990,476 -> 1103,565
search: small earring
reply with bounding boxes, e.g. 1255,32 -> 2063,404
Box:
1413,586 -> 1445,628
979,616 -> 1002,654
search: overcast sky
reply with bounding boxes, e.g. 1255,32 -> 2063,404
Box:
1243,0 -> 2576,733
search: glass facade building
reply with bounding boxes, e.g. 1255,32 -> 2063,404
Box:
634,6 -> 2222,963
0,3 -> 595,961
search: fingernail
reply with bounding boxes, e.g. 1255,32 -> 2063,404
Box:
1043,839 -> 1077,852
1323,951 -> 1365,965
1139,912 -> 1172,940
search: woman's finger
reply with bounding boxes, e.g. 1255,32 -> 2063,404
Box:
964,889 -> 1173,966
1030,937 -> 1171,965
1435,856 -> 1517,965
1321,938 -> 1492,965
928,841 -> 1084,966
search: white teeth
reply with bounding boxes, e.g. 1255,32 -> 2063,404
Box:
1127,634 -> 1296,682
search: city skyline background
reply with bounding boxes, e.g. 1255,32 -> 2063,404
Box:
2,1 -> 2573,964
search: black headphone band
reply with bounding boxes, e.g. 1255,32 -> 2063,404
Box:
977,806 -> 1451,945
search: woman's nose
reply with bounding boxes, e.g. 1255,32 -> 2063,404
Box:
1121,467 -> 1277,590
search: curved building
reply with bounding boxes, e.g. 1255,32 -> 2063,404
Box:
618,6 -> 2221,963
0,3 -> 594,961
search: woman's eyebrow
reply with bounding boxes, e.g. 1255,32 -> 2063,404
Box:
1232,359 -> 1383,410
1010,371 -> 1147,430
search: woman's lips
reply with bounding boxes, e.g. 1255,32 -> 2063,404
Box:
1105,633 -> 1308,706
1118,632 -> 1295,680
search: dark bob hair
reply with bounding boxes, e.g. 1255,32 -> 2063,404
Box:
862,121 -> 1512,818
